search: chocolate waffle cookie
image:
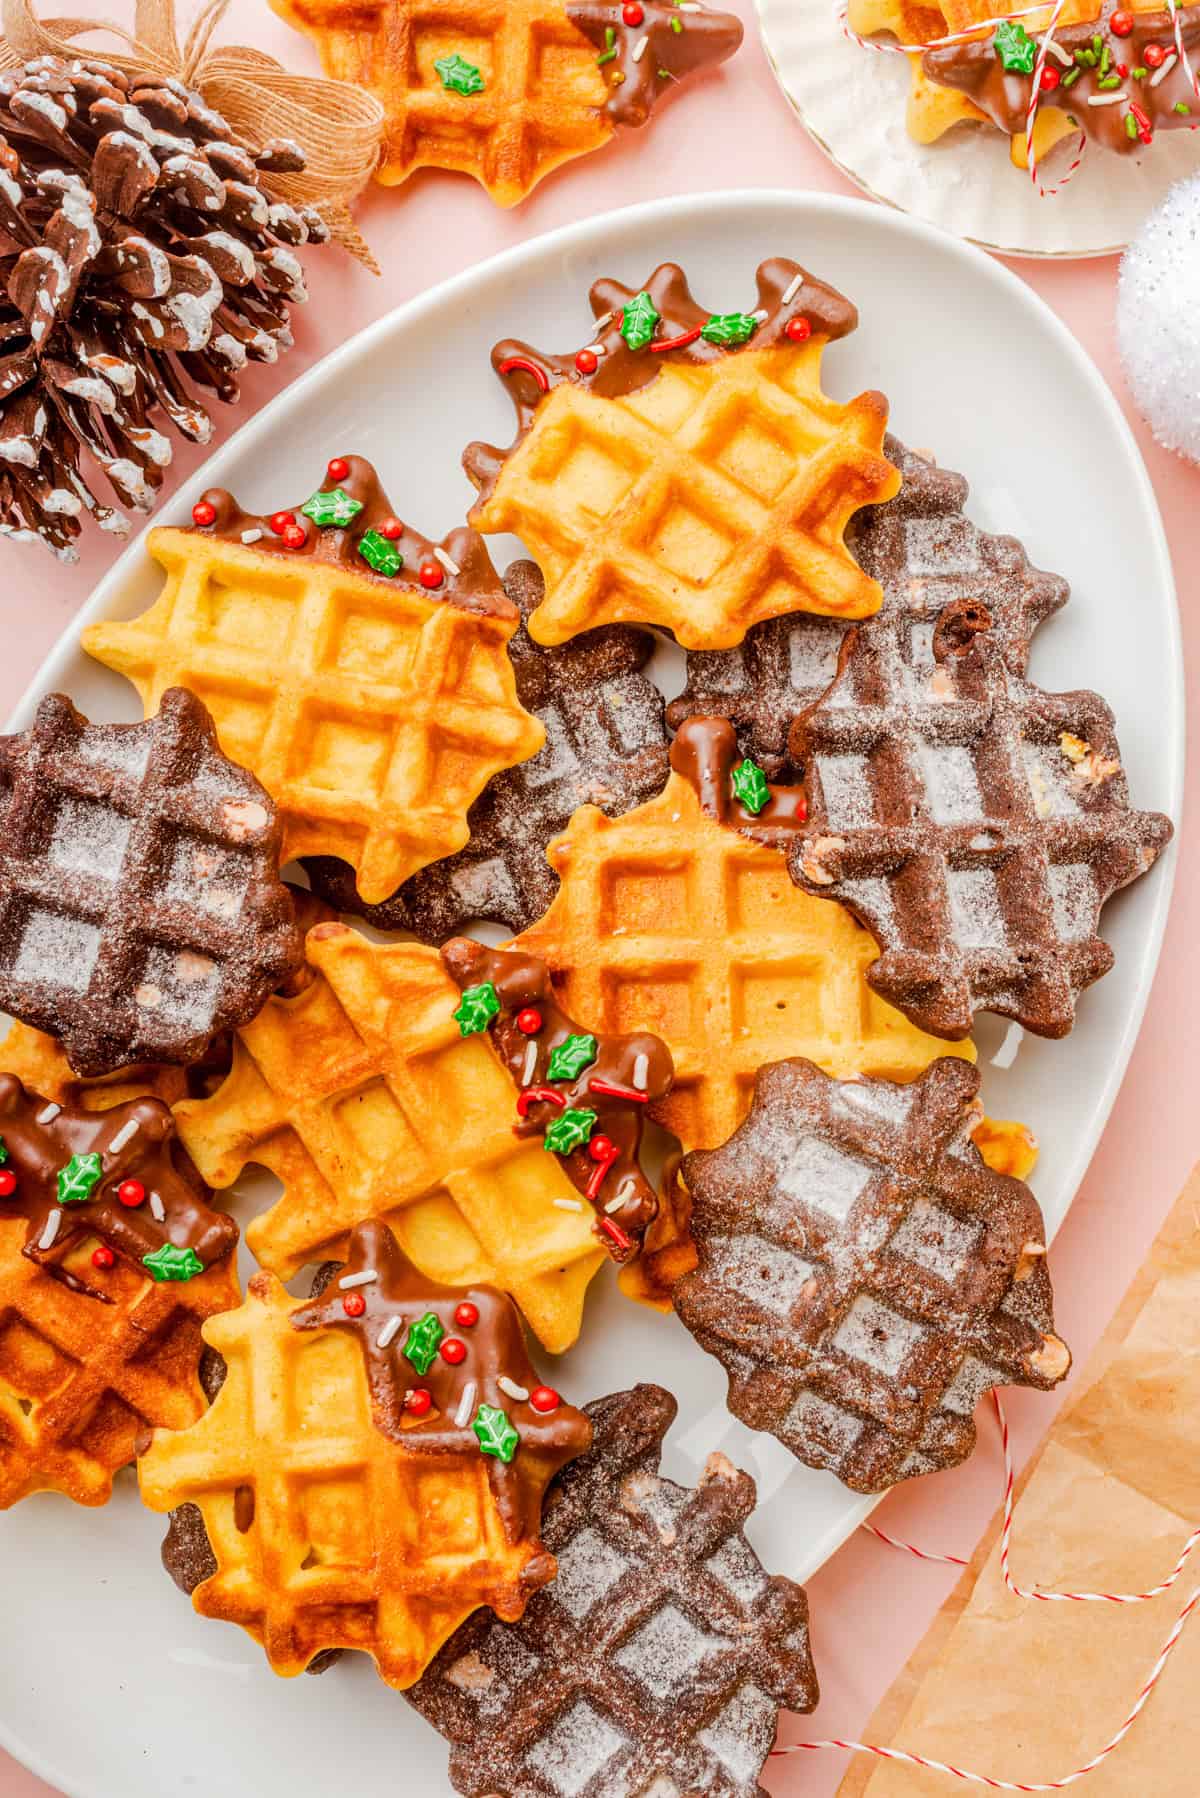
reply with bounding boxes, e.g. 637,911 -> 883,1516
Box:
674,1056 -> 1070,1493
668,436 -> 1070,776
140,1219 -> 592,1687
788,597 -> 1173,1039
0,1075 -> 239,1507
304,559 -> 669,937
465,258 -> 899,650
0,686 -> 300,1077
408,1383 -> 817,1796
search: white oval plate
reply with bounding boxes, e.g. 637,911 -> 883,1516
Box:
757,0 -> 1200,257
0,191 -> 1181,1798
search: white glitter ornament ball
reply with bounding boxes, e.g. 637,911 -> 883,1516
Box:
1117,173 -> 1200,465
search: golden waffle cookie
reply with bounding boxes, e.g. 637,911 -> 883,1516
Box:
847,0 -> 993,142
269,1 -> 741,206
140,1221 -> 592,1687
83,456 -> 544,906
465,258 -> 898,652
0,1021 -> 190,1113
0,1080 -> 239,1507
173,923 -> 604,1353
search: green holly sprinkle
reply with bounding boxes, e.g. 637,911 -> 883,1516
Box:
543,1108 -> 597,1155
0,1136 -> 8,1166
453,982 -> 500,1036
731,757 -> 771,815
473,1402 -> 519,1463
701,311 -> 760,347
621,291 -> 661,351
57,1152 -> 103,1206
992,20 -> 1037,72
597,24 -> 618,63
546,1033 -> 598,1083
301,486 -> 363,529
357,528 -> 404,577
404,1310 -> 445,1376
143,1243 -> 204,1283
435,51 -> 485,95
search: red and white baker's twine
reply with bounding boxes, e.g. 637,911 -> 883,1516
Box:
837,0 -> 1200,195
772,1390 -> 1200,1788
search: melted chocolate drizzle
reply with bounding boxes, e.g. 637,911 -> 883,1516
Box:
923,0 -> 1200,151
290,1220 -> 592,1545
669,717 -> 809,849
440,939 -> 674,1260
0,1074 -> 236,1301
463,258 -> 859,504
189,453 -> 514,620
567,1 -> 743,127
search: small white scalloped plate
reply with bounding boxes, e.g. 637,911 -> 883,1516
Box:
0,191 -> 1181,1798
757,0 -> 1200,256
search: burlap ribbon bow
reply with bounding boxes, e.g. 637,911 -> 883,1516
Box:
0,0 -> 385,269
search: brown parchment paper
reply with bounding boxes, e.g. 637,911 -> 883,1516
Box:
838,1162 -> 1200,1798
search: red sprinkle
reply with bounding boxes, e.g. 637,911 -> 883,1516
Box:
1117,61 -> 1129,75
282,522 -> 307,550
516,1008 -> 543,1035
1143,40 -> 1167,66
454,1301 -> 479,1329
418,560 -> 444,589
650,324 -> 703,353
623,1 -> 645,20
497,355 -> 549,393
269,510 -> 295,535
406,1388 -> 432,1417
575,349 -> 599,375
516,1085 -> 567,1118
440,1337 -> 467,1365
342,1291 -> 367,1317
0,1169 -> 16,1198
529,1385 -> 560,1413
588,1134 -> 616,1164
91,1245 -> 115,1270
191,499 -> 216,528
1039,64 -> 1061,90
117,1179 -> 145,1208
786,316 -> 813,343
588,1077 -> 648,1104
1110,7 -> 1134,31
599,1215 -> 634,1253
326,457 -> 350,482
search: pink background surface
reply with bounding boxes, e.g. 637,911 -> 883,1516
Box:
0,3 -> 1195,1794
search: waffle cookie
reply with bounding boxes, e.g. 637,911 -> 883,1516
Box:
140,1218 -> 592,1686
269,1 -> 742,205
788,596 -> 1173,1040
408,1383 -> 818,1796
82,454 -> 544,905
668,436 -> 1070,777
0,1075 -> 239,1507
173,921 -> 605,1353
441,937 -> 673,1261
674,1057 -> 1070,1493
465,257 -> 899,651
847,0 -> 989,148
304,559 -> 669,937
0,686 -> 300,1077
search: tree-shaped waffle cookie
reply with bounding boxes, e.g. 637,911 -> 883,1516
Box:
407,1382 -> 818,1797
268,0 -> 742,205
303,559 -> 670,937
139,1218 -> 592,1688
0,686 -> 301,1077
674,1056 -> 1070,1493
787,596 -> 1173,1039
82,454 -> 545,905
668,435 -> 1070,776
464,258 -> 900,651
172,922 -> 606,1354
0,1074 -> 239,1507
440,937 -> 674,1261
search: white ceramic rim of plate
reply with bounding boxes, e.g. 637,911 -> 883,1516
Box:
755,0 -> 1200,258
0,188 -> 1183,1798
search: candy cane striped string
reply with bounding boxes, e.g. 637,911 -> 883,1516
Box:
1166,0 -> 1200,115
1020,0 -> 1086,196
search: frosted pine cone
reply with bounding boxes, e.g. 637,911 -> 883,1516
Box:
0,54 -> 330,560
